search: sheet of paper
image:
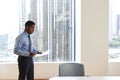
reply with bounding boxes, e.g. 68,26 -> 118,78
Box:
42,50 -> 49,56
36,50 -> 49,57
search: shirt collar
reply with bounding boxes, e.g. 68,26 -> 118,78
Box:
23,31 -> 30,36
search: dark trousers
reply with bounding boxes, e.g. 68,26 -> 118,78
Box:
18,56 -> 34,80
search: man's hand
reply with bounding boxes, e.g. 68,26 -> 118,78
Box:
37,51 -> 42,54
29,52 -> 36,57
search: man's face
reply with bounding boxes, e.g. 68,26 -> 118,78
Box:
27,25 -> 35,34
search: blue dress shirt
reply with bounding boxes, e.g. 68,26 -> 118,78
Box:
14,31 -> 38,57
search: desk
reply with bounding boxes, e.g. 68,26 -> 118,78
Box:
49,76 -> 120,80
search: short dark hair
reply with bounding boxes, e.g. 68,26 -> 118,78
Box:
25,20 -> 35,27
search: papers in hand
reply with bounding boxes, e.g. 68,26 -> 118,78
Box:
42,50 -> 49,56
36,50 -> 49,57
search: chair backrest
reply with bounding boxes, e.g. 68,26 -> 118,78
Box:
59,63 -> 85,76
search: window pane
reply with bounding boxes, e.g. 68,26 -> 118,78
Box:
0,0 -> 75,62
33,0 -> 75,62
0,0 -> 19,62
48,0 -> 74,61
109,0 -> 120,62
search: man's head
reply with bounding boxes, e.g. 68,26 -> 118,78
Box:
25,21 -> 35,34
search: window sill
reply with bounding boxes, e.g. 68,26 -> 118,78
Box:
0,61 -> 77,64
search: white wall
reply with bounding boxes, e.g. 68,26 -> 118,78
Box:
81,0 -> 120,76
0,63 -> 18,79
0,63 -> 59,79
109,62 -> 120,76
81,0 -> 108,76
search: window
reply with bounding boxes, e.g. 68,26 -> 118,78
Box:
109,0 -> 120,62
0,0 -> 75,62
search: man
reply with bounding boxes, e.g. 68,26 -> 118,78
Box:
14,21 -> 42,80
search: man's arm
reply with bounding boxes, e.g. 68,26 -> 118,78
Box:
32,46 -> 42,54
14,37 -> 30,57
29,52 -> 36,57
37,51 -> 42,54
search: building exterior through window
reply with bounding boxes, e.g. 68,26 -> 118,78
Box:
0,0 -> 75,62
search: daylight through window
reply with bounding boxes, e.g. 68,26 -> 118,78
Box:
0,0 -> 75,62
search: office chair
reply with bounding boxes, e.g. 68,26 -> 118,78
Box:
59,63 -> 85,76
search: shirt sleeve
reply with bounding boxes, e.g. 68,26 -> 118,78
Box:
32,46 -> 39,54
14,37 -> 30,57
